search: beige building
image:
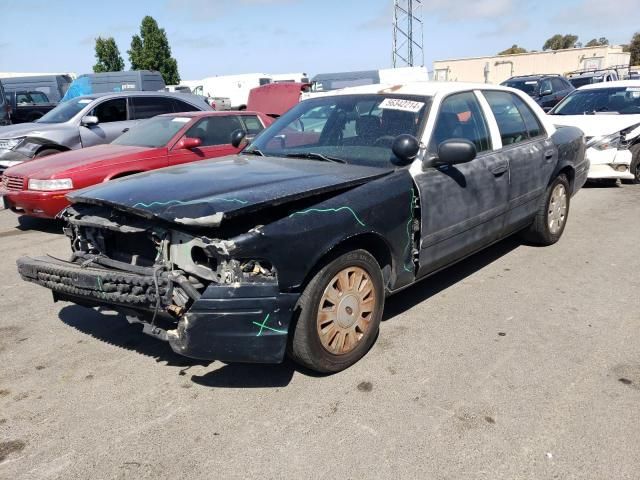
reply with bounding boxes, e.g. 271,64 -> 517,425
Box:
433,46 -> 631,84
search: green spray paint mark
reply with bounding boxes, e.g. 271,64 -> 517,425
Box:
289,207 -> 366,227
253,313 -> 287,336
132,197 -> 249,209
96,276 -> 104,292
403,189 -> 416,273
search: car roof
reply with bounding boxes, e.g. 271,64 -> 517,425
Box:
69,91 -> 207,102
321,81 -> 516,98
576,80 -> 640,90
157,110 -> 264,119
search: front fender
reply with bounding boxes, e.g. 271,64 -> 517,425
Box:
229,169 -> 417,292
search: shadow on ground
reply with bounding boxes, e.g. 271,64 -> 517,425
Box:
17,216 -> 65,234
58,305 -> 313,387
57,236 -> 521,387
383,236 -> 521,322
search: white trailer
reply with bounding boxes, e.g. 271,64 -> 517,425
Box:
182,74 -> 272,109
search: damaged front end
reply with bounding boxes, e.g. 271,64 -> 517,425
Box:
17,204 -> 299,364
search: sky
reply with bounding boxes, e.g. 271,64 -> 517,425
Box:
0,0 -> 638,81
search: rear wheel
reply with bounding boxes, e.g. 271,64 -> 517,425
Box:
520,174 -> 570,246
289,250 -> 384,373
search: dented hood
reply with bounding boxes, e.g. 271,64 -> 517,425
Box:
69,155 -> 393,226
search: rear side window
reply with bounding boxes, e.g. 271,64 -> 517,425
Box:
131,97 -> 174,120
185,115 -> 244,146
240,115 -> 264,135
91,98 -> 127,123
512,95 -> 545,138
483,91 -> 530,146
429,91 -> 491,154
172,99 -> 199,113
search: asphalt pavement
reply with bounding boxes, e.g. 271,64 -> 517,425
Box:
1,184 -> 639,480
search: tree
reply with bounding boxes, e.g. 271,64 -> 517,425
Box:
629,32 -> 640,65
543,34 -> 579,51
585,37 -> 610,47
93,37 -> 125,73
498,45 -> 528,55
127,16 -> 180,84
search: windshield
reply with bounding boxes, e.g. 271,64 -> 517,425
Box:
503,79 -> 539,96
246,94 -> 430,167
36,98 -> 92,123
113,116 -> 192,148
550,86 -> 640,115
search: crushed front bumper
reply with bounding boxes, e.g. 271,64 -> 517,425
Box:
17,256 -> 299,365
587,148 -> 634,180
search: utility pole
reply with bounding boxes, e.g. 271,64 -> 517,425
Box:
392,0 -> 424,67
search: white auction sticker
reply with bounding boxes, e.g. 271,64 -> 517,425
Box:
379,98 -> 425,113
172,117 -> 191,123
78,99 -> 92,104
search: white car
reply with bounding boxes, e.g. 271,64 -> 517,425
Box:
548,80 -> 640,183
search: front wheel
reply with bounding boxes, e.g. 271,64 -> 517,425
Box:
289,250 -> 384,373
520,174 -> 570,246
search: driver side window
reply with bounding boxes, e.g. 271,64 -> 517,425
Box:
429,92 -> 491,154
91,98 -> 127,123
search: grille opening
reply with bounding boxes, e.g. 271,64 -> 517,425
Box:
104,231 -> 158,267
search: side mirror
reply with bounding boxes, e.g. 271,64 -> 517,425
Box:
179,137 -> 202,150
230,129 -> 247,148
540,88 -> 552,97
391,134 -> 420,166
436,138 -> 476,166
81,115 -> 99,127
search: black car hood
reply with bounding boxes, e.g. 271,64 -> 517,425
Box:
69,155 -> 393,226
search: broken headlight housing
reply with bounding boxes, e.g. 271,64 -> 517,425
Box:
586,133 -> 623,151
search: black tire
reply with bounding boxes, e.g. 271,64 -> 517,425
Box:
35,148 -> 61,158
630,144 -> 640,185
520,174 -> 571,246
289,250 -> 384,373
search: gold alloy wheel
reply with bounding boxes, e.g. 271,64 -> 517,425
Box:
548,183 -> 568,235
316,266 -> 377,355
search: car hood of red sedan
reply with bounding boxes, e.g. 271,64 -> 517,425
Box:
5,144 -> 158,179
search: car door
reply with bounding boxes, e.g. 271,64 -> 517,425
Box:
413,91 -> 510,276
482,91 -> 554,231
79,97 -> 136,147
168,115 -> 243,166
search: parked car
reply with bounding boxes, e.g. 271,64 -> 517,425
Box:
548,80 -> 640,183
247,82 -> 310,117
567,68 -> 620,89
0,91 -> 212,175
501,74 -> 575,111
1,111 -> 272,218
0,80 -> 9,127
16,82 -> 587,373
0,75 -> 72,103
62,71 -> 165,101
4,91 -> 57,124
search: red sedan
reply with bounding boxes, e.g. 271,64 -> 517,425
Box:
1,111 -> 272,219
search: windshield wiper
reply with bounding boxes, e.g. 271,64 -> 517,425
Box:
285,152 -> 346,164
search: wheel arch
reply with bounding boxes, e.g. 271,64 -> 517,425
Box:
104,170 -> 145,181
296,232 -> 395,295
34,143 -> 69,156
557,164 -> 575,194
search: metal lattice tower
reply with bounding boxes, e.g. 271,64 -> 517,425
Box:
392,0 -> 424,67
